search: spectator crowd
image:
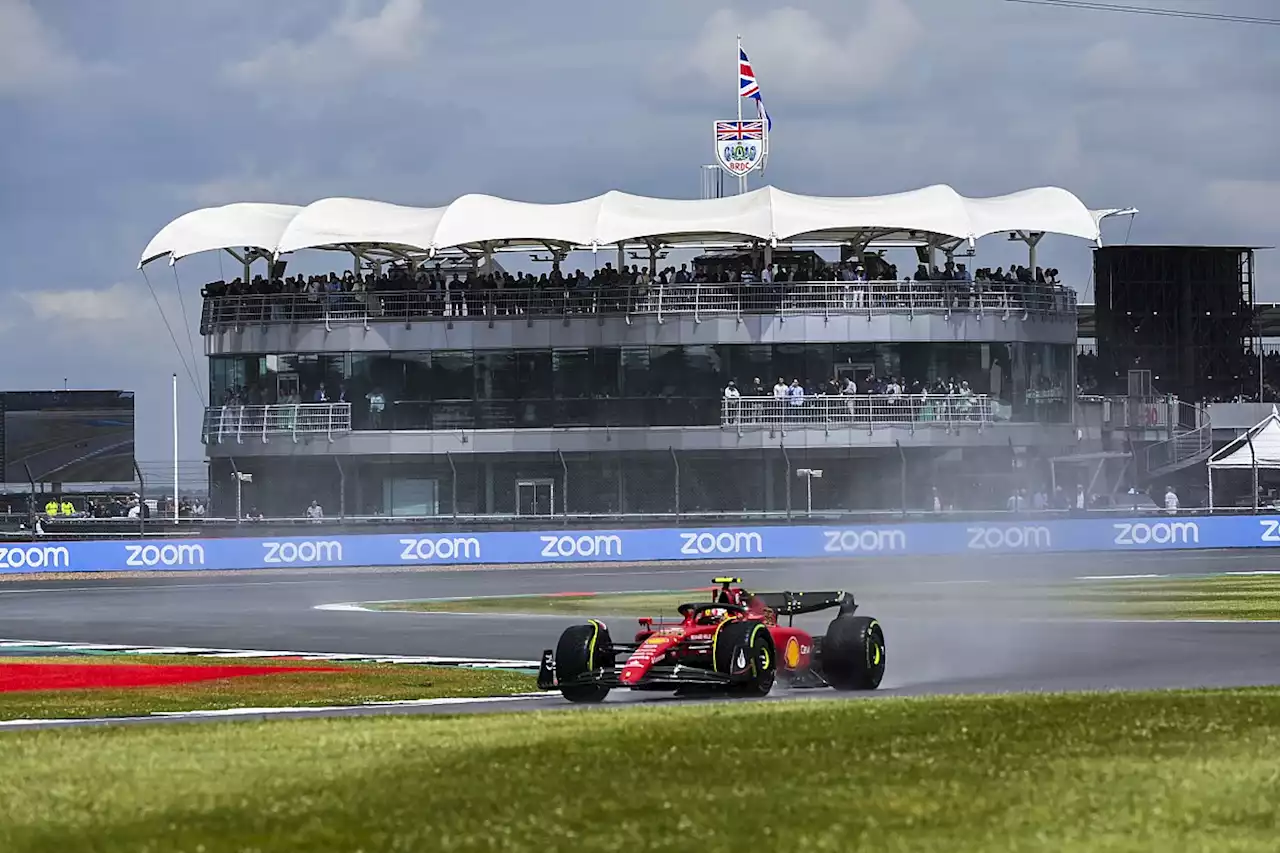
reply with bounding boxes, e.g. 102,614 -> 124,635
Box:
201,256 -> 1071,323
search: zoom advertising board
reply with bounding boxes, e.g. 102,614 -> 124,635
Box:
2,514 -> 1279,574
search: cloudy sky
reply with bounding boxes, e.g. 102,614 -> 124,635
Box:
0,0 -> 1276,463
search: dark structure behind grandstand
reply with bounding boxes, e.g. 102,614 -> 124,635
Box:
1091,246 -> 1262,402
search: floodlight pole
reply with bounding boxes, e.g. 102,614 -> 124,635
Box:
172,373 -> 179,521
796,468 -> 822,516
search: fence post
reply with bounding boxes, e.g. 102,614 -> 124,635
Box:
334,456 -> 346,520
558,450 -> 569,517
23,464 -> 38,541
781,443 -> 792,520
447,451 -> 458,523
1248,433 -> 1259,512
132,459 -> 146,536
229,457 -> 243,523
895,440 -> 907,518
670,447 -> 680,521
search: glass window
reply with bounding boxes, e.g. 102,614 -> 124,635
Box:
476,352 -> 517,400
649,347 -> 685,397
516,351 -> 552,400
554,350 -> 593,399
683,346 -> 725,397
592,348 -> 621,398
620,347 -> 650,398
290,354 -> 341,402
209,357 -> 246,404
212,341 -> 1078,426
430,352 -> 472,400
730,345 -> 772,394
774,344 -> 806,387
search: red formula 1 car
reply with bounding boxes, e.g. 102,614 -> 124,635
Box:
536,577 -> 885,703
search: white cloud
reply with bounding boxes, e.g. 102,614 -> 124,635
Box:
224,0 -> 436,95
17,279 -> 204,382
0,0 -> 85,97
21,281 -> 145,325
674,0 -> 921,103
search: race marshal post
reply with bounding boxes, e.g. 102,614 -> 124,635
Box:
715,37 -> 771,194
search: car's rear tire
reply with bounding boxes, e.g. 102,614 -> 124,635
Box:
555,621 -> 613,703
713,622 -> 776,697
820,616 -> 885,690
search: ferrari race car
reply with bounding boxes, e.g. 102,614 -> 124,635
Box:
536,577 -> 885,703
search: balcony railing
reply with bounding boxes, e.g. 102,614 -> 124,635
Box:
200,280 -> 1077,332
201,394 -> 1004,444
721,394 -> 997,432
203,403 -> 352,444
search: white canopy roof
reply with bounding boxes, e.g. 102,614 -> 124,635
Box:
1208,407 -> 1280,469
139,184 -> 1133,268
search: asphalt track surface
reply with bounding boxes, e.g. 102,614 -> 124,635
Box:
2,549 -> 1279,727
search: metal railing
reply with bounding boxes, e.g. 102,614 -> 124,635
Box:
201,395 -> 1008,442
203,403 -> 352,444
721,394 -> 996,431
1144,421 -> 1213,476
199,280 -> 1077,332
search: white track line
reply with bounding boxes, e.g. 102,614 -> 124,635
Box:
1077,570 -> 1280,580
0,693 -> 560,728
0,638 -> 538,668
1075,573 -> 1167,580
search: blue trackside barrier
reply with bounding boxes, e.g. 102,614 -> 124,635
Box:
2,514 -> 1279,574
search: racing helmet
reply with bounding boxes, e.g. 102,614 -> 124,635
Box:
698,606 -> 728,625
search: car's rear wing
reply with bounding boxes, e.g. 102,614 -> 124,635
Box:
753,590 -> 857,620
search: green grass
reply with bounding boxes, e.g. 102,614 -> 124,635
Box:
374,589 -> 700,616
375,575 -> 1280,623
0,655 -> 536,720
1080,575 -> 1280,620
2,689 -> 1279,852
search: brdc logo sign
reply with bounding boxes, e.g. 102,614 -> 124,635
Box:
714,120 -> 765,176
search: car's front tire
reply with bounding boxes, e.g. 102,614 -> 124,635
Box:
819,616 -> 885,690
713,622 -> 776,697
555,621 -> 613,703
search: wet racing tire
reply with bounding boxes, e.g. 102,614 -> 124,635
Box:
555,621 -> 613,704
820,616 -> 885,691
713,621 -> 777,697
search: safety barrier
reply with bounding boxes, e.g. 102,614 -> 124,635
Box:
0,513 -> 1276,573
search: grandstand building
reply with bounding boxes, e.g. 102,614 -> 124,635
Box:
142,185 -> 1133,519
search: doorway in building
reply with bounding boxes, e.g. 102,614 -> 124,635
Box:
516,478 -> 556,516
276,372 -> 300,404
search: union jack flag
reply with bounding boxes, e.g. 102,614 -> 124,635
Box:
738,46 -> 772,131
716,120 -> 764,141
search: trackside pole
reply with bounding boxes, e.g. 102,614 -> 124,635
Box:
172,372 -> 179,521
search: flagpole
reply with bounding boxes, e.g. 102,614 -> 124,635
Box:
736,34 -> 746,195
